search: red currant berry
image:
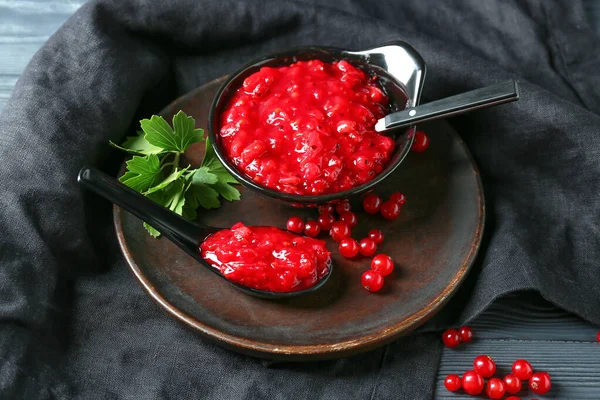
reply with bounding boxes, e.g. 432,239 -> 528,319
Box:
459,326 -> 473,342
371,254 -> 394,276
597,331 -> 600,342
411,130 -> 429,152
304,220 -> 320,237
473,355 -> 496,378
361,270 -> 384,292
389,192 -> 406,205
442,329 -> 461,348
368,229 -> 384,244
318,205 -> 334,214
503,374 -> 522,394
359,238 -> 377,257
512,359 -> 533,381
338,238 -> 359,258
335,200 -> 351,215
461,370 -> 484,395
339,211 -> 358,228
363,194 -> 382,214
485,378 -> 506,400
286,216 -> 304,233
529,372 -> 551,395
329,221 -> 351,242
443,374 -> 461,392
505,397 -> 521,400
380,201 -> 400,220
318,213 -> 335,230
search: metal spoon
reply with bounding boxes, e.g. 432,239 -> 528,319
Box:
375,80 -> 520,133
77,166 -> 333,299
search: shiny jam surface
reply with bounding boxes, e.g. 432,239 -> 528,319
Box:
200,222 -> 331,292
219,59 -> 394,195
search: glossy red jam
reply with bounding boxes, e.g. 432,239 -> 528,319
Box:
200,222 -> 331,292
219,59 -> 394,195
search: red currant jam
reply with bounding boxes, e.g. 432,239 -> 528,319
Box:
219,59 -> 395,195
200,223 -> 331,292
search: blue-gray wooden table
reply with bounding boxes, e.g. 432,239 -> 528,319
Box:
1,1 -> 599,398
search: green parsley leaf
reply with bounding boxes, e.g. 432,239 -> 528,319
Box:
211,181 -> 241,201
181,205 -> 197,221
142,190 -> 168,238
201,137 -> 240,201
172,110 -> 205,150
191,166 -> 218,185
141,111 -> 204,152
112,110 -> 242,238
201,137 -> 239,183
109,131 -> 164,155
119,154 -> 163,192
164,178 -> 187,215
145,166 -> 190,195
143,223 -> 161,238
186,183 -> 220,209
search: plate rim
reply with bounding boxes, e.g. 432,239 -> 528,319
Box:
112,78 -> 485,360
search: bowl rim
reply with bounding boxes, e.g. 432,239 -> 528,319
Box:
207,40 -> 427,204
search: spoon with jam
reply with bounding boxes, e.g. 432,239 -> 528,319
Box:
77,166 -> 332,299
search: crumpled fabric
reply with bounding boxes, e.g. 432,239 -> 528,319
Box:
1,0 -> 599,398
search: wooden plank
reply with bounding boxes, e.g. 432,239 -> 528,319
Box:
437,294 -> 600,399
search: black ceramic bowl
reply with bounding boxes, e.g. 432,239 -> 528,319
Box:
207,41 -> 426,206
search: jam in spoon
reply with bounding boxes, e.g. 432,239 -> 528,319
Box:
77,166 -> 332,299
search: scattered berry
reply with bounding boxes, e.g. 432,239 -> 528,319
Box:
359,238 -> 377,257
371,254 -> 394,276
442,329 -> 461,348
461,370 -> 484,395
529,372 -> 551,395
503,374 -> 522,394
286,216 -> 304,233
380,201 -> 400,220
512,359 -> 533,381
443,374 -> 461,392
303,220 -> 320,237
459,326 -> 473,342
368,229 -> 384,244
338,238 -> 359,258
335,200 -> 351,215
473,355 -> 496,378
317,213 -> 335,230
339,211 -> 358,228
485,377 -> 506,400
505,397 -> 521,400
389,192 -> 406,205
361,270 -> 384,292
411,130 -> 429,152
329,221 -> 351,242
597,331 -> 600,343
363,194 -> 383,214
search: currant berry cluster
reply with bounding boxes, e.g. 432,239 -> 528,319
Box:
362,191 -> 405,220
286,191 -> 408,293
442,326 -> 473,348
444,356 -> 552,398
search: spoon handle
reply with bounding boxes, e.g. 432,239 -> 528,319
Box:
77,166 -> 205,248
376,80 -> 520,132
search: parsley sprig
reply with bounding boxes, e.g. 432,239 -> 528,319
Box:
110,110 -> 240,237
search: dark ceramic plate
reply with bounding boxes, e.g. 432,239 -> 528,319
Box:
114,77 -> 485,360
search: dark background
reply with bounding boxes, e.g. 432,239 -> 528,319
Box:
1,0 -> 600,399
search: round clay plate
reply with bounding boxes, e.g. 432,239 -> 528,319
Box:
114,77 -> 485,360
